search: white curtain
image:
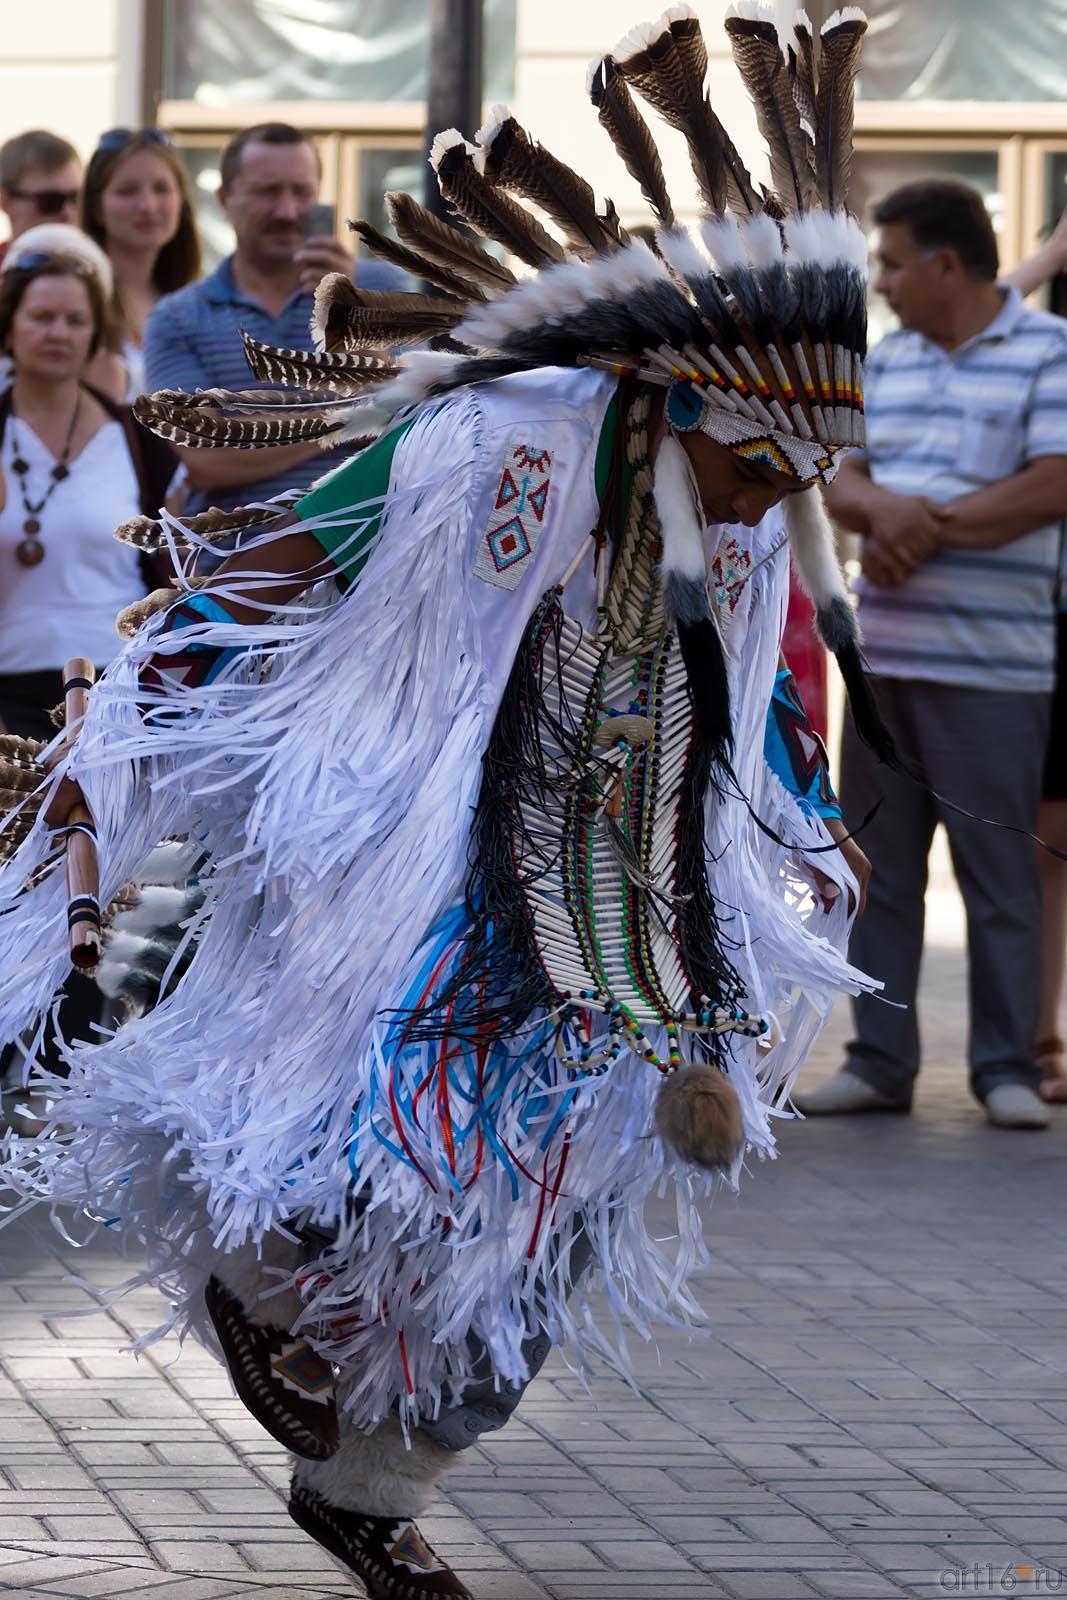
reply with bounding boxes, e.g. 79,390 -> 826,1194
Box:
165,0 -> 516,106
859,0 -> 1067,102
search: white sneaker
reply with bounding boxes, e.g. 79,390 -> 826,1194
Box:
984,1083 -> 1050,1130
793,1069 -> 909,1115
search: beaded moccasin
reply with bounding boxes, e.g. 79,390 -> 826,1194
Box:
205,1275 -> 339,1459
288,1482 -> 473,1598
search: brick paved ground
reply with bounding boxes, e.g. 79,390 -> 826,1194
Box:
2,875 -> 1066,1600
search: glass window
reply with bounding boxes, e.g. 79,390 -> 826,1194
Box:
859,0 -> 1067,102
355,148 -> 424,247
164,0 -> 515,106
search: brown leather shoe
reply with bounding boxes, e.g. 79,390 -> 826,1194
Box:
288,1481 -> 472,1598
205,1275 -> 339,1459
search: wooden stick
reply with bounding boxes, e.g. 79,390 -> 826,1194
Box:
62,658 -> 101,971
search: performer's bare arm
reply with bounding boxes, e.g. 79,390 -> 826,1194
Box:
44,513 -> 335,824
188,512 -> 339,621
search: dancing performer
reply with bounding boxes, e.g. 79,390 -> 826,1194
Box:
0,8 -> 879,1595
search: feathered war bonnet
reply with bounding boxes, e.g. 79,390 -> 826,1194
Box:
131,4 -> 894,764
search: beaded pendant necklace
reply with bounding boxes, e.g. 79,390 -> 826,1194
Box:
8,393 -> 82,567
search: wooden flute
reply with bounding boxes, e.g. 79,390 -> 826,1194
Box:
61,658 -> 101,971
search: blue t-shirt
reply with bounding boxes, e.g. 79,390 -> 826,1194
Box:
144,254 -> 404,514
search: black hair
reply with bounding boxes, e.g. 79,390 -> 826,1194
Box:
220,123 -> 321,192
873,179 -> 998,281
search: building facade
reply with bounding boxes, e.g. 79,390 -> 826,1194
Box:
2,0 -> 1065,304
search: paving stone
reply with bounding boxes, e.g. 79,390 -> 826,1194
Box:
3,907 -> 1067,1598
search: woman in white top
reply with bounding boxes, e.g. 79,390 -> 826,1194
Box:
0,247 -> 172,734
80,128 -> 201,403
0,243 -> 176,1104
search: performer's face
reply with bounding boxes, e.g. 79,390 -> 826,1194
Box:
673,427 -> 803,527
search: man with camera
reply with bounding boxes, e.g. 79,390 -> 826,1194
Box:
145,122 -> 400,514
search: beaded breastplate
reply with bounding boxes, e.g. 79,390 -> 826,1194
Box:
414,395 -> 767,1075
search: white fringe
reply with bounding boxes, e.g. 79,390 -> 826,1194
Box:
0,383 -> 878,1439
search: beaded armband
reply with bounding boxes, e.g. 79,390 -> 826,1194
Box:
138,593 -> 245,719
763,668 -> 842,822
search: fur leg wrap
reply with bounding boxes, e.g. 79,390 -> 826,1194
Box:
214,1230 -> 305,1330
782,487 -> 859,649
292,1415 -> 454,1518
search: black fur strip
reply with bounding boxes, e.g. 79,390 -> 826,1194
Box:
676,616 -> 733,766
833,638 -> 900,768
396,592 -> 569,1046
674,736 -> 745,1060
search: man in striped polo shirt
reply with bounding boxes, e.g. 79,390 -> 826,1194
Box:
145,122 -> 401,516
797,179 -> 1067,1130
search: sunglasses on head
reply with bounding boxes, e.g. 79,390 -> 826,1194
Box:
6,250 -> 96,277
6,186 -> 79,216
96,127 -> 174,154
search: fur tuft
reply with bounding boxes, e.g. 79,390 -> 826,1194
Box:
699,214 -> 748,274
824,6 -> 867,26
656,226 -> 711,285
129,841 -> 200,886
428,128 -> 468,171
782,487 -> 849,614
653,1062 -> 744,1171
292,1416 -> 453,1517
726,0 -> 777,20
741,211 -> 784,270
472,103 -> 512,173
815,594 -> 859,654
784,210 -> 868,270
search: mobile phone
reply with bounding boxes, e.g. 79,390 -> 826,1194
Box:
305,202 -> 336,238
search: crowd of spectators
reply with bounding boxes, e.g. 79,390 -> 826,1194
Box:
0,119 -> 1064,1132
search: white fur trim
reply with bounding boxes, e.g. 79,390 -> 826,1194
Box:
823,6 -> 867,30
95,931 -> 155,998
794,8 -> 813,27
331,352 -> 464,443
741,212 -> 784,270
783,488 -> 849,610
653,434 -> 707,584
612,5 -> 697,65
215,1232 -> 305,1331
585,56 -> 605,95
726,0 -> 777,23
700,215 -> 748,274
428,128 -> 470,173
784,211 -> 868,269
310,273 -> 351,353
113,884 -> 192,935
292,1417 -> 452,1518
129,841 -> 199,886
456,239 -> 668,352
656,226 -> 711,286
472,104 -> 513,175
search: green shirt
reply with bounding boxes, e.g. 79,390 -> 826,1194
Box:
296,383 -> 628,593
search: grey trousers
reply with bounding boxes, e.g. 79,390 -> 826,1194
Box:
840,676 -> 1050,1103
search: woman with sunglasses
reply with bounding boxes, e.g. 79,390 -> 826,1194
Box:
80,128 -> 201,402
0,239 -> 176,1124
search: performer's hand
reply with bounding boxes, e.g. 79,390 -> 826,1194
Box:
808,815 -> 871,918
42,775 -> 86,830
293,237 -> 356,296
